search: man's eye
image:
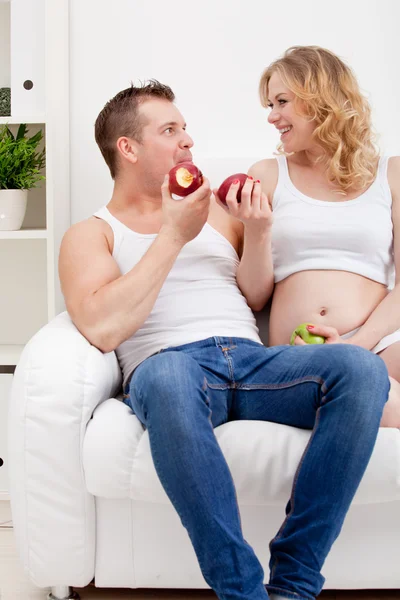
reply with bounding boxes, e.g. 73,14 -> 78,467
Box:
165,127 -> 173,134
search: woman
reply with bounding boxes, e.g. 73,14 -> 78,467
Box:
216,46 -> 400,427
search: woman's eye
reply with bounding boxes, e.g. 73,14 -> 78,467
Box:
267,100 -> 286,109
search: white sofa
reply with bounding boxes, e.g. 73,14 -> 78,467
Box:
7,310 -> 400,600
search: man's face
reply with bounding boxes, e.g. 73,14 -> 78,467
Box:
135,98 -> 194,189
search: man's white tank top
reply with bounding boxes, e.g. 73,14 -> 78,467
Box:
271,155 -> 394,285
93,207 -> 261,388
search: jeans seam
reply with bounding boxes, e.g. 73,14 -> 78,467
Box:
220,347 -> 235,384
207,383 -> 230,390
237,376 -> 324,391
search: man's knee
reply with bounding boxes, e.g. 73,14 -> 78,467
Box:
331,343 -> 387,374
329,344 -> 390,407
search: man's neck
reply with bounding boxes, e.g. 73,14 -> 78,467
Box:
109,180 -> 162,218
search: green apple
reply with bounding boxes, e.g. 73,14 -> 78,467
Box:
290,323 -> 326,345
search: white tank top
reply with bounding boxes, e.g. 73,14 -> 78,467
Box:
93,207 -> 261,388
271,155 -> 394,285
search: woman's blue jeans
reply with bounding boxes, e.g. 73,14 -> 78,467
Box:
123,337 -> 389,600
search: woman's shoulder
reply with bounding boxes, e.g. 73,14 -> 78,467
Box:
387,155 -> 400,172
248,157 -> 278,177
248,158 -> 279,199
387,156 -> 400,202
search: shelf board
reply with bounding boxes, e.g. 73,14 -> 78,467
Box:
0,345 -> 23,366
0,228 -> 47,240
0,115 -> 46,125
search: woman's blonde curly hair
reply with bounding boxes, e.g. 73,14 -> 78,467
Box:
259,46 -> 379,194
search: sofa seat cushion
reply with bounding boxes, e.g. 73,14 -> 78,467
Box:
83,397 -> 400,506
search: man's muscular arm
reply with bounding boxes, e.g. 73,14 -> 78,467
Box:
59,221 -> 185,353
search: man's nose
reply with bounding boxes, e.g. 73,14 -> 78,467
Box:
180,132 -> 194,148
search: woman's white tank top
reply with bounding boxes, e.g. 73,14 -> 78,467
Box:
271,155 -> 394,285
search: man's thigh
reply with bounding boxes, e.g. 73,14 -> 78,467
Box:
127,350 -> 231,429
230,342 -> 370,429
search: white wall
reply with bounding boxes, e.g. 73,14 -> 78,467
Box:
69,0 -> 400,223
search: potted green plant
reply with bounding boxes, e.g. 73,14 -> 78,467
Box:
0,124 -> 46,231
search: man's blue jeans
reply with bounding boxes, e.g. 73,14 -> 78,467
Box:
123,337 -> 389,600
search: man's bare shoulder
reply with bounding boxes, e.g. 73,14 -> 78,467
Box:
63,215 -> 110,237
61,215 -> 113,254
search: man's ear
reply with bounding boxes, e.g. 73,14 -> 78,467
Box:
116,136 -> 139,165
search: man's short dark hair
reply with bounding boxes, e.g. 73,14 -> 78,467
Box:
94,80 -> 175,179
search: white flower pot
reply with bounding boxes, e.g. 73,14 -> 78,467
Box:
0,189 -> 28,231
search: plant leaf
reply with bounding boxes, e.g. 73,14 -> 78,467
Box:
16,124 -> 27,140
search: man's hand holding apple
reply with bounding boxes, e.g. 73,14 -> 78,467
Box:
160,173 -> 211,246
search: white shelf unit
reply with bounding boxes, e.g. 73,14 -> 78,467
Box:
0,0 -> 70,370
0,115 -> 46,124
0,228 -> 47,239
0,0 -> 70,502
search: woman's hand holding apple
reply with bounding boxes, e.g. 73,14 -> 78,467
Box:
213,175 -> 273,233
290,323 -> 348,346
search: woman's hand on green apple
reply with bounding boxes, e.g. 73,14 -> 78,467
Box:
291,324 -> 347,346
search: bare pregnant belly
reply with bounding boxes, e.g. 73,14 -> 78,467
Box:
268,270 -> 388,346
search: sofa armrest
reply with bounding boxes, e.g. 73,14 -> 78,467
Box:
8,311 -> 122,588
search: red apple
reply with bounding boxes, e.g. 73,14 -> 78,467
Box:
217,173 -> 248,205
168,162 -> 203,197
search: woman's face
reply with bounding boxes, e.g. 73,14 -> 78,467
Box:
267,71 -> 317,154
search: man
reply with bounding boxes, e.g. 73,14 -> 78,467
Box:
59,81 -> 389,600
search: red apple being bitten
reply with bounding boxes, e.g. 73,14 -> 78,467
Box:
217,173 -> 248,205
168,162 -> 203,197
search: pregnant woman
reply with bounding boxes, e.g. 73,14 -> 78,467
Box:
218,46 -> 400,427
